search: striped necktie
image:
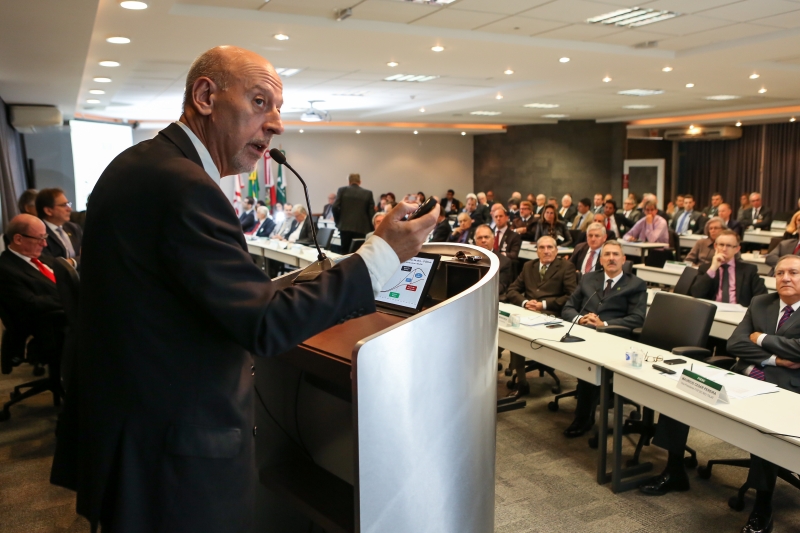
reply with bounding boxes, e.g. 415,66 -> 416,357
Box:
750,305 -> 795,381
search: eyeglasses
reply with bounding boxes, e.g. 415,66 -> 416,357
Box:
455,250 -> 482,264
644,354 -> 663,363
55,202 -> 73,208
715,243 -> 739,250
20,234 -> 48,243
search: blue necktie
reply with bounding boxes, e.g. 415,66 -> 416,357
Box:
677,212 -> 689,234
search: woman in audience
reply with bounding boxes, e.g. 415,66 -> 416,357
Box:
737,193 -> 751,221
684,216 -> 725,266
534,205 -> 572,247
782,210 -> 800,238
447,212 -> 474,244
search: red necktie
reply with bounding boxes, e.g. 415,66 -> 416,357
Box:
494,230 -> 500,252
793,241 -> 800,255
606,218 -> 611,231
585,250 -> 595,274
31,258 -> 56,284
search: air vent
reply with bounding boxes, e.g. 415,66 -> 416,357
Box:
664,126 -> 742,141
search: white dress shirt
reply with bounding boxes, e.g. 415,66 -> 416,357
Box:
44,219 -> 76,259
580,246 -> 601,273
752,299 -> 800,368
175,121 -> 399,296
9,248 -> 49,274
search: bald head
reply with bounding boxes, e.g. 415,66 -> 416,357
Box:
5,214 -> 47,258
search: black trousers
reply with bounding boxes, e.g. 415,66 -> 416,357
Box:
652,415 -> 691,456
339,230 -> 366,254
748,455 -> 779,492
574,380 -> 599,420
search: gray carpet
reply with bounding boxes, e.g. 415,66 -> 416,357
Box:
2,355 -> 800,533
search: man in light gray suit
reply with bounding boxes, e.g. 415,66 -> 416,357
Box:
765,236 -> 800,276
333,173 -> 375,253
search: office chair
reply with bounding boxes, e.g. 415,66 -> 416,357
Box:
568,229 -> 582,245
53,258 -> 80,392
622,260 -> 633,275
315,227 -> 334,250
673,267 -> 699,295
668,230 -> 680,257
349,239 -> 365,253
767,236 -> 784,253
644,248 -> 675,268
590,292 -> 717,467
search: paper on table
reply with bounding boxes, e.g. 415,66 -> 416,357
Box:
709,301 -> 748,313
520,316 -> 562,327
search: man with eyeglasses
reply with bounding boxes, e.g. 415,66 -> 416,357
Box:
36,188 -> 82,268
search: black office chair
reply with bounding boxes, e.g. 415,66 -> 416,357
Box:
349,239 -> 365,253
644,248 -> 675,268
668,230 -> 680,258
767,236 -> 783,253
591,292 -> 717,467
622,260 -> 633,275
316,227 -> 334,250
673,267 -> 699,295
568,229 -> 582,245
53,258 -> 80,392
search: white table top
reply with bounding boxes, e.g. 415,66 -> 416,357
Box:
621,241 -> 669,249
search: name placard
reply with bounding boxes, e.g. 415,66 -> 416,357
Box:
499,309 -> 510,326
677,369 -> 729,405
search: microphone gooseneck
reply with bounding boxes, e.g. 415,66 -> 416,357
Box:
560,290 -> 599,343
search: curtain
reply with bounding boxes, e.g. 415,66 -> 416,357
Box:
762,122 -> 800,214
677,125 -> 762,209
0,98 -> 27,229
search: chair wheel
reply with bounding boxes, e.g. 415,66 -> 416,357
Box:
32,366 -> 45,377
684,456 -> 698,469
0,410 -> 9,422
547,401 -> 558,412
728,496 -> 745,511
628,410 -> 641,421
504,368 -> 513,376
551,386 -> 561,394
588,436 -> 599,449
697,465 -> 712,479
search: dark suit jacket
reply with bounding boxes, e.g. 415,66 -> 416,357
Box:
619,209 -> 641,224
321,203 -> 334,219
238,210 -> 256,232
738,206 -> 774,230
765,237 -> 799,275
569,242 -> 603,274
703,205 -> 719,219
533,221 -> 572,247
430,219 -> 452,243
690,260 -> 767,307
669,210 -> 707,234
292,216 -> 314,244
51,123 -> 376,532
333,184 -> 375,234
727,293 -> 800,393
440,197 -> 462,216
562,271 -> 647,329
447,226 -> 475,245
0,251 -> 61,331
465,207 -> 487,227
607,213 -> 633,239
726,218 -> 744,239
558,205 -> 577,223
41,221 -> 83,264
497,253 -> 513,301
511,216 -> 537,242
495,227 -> 522,260
252,218 -> 276,238
506,257 -> 578,315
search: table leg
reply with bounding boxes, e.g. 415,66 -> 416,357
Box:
596,367 -> 611,485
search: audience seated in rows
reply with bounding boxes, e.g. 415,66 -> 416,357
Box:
670,194 -> 707,235
685,217 -> 725,266
511,201 -> 536,241
463,193 -> 488,226
490,206 -> 522,260
572,198 -> 593,233
718,203 -> 744,239
569,223 -> 606,275
238,197 -> 257,233
603,200 -> 632,239
440,189 -> 462,216
275,205 -> 313,244
448,212 -> 475,244
619,197 -> 642,224
473,224 -> 513,299
739,192 -> 773,230
247,206 -> 276,237
558,194 -> 577,222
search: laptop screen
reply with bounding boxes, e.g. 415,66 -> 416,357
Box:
375,253 -> 439,313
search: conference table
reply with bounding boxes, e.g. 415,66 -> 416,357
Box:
743,229 -> 785,245
246,237 -> 342,268
740,252 -> 771,275
678,233 -> 704,249
620,241 -> 667,257
633,264 -> 776,293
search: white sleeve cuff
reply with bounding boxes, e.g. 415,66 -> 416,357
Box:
354,235 -> 400,298
756,333 -> 767,346
762,354 -> 777,366
521,300 -> 528,308
541,300 -> 547,310
603,321 -> 609,326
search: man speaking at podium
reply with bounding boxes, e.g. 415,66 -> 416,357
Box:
50,46 -> 438,533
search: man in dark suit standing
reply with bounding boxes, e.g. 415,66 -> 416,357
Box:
726,255 -> 800,533
36,188 -> 82,268
690,230 -> 767,307
739,192 -> 773,230
430,208 -> 452,243
238,197 -> 257,232
561,240 -> 647,437
50,46 -> 438,533
333,173 -> 375,253
570,223 -> 606,276
491,206 -> 522,260
718,203 -> 744,239
505,235 -> 578,396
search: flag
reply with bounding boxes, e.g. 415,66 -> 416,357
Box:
247,169 -> 259,199
233,173 -> 245,215
263,152 -> 276,208
276,150 -> 287,204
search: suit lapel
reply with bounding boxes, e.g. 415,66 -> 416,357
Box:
45,226 -> 66,257
160,122 -> 204,168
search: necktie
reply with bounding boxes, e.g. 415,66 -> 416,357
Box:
585,250 -> 595,274
56,226 -> 76,258
778,304 -> 794,331
539,264 -> 547,279
30,258 -> 56,283
603,279 -> 613,298
719,264 -> 730,303
494,230 -> 500,252
750,305 -> 795,382
606,218 -> 611,231
793,240 -> 800,255
754,208 -> 760,220
677,212 -> 689,234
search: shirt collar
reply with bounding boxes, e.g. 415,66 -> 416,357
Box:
175,121 -> 221,187
8,248 -> 37,269
604,270 -> 624,286
43,220 -> 61,232
780,299 -> 800,313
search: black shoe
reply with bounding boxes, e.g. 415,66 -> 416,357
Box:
638,471 -> 690,495
506,383 -> 530,399
563,416 -> 594,438
742,510 -> 773,533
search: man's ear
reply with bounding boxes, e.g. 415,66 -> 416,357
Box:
191,77 -> 217,117
43,206 -> 53,218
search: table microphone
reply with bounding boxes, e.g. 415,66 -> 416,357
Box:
268,148 -> 335,283
560,290 -> 599,343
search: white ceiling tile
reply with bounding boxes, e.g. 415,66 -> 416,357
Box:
447,0 -> 552,15
636,0 -> 742,14
657,22 -> 782,50
476,15 -> 567,35
754,9 -> 800,27
592,29 -> 673,46
412,8 -> 507,30
531,22 -> 628,40
632,14 -> 734,36
697,0 -> 800,22
352,0 -> 442,24
518,0 -> 628,23
259,0 -> 345,18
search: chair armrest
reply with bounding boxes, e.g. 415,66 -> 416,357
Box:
671,346 -> 711,360
596,325 -> 633,339
632,327 -> 643,339
703,355 -> 737,370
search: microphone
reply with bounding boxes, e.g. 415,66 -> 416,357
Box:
560,290 -> 599,343
268,148 -> 334,283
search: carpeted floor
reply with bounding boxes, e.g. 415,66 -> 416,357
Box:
2,353 -> 799,533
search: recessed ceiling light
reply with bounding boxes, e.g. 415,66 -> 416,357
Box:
93,77 -> 112,83
736,121 -> 742,127
759,88 -> 767,94
543,114 -> 568,118
86,99 -> 101,104
106,36 -> 130,44
356,129 -> 361,134
705,95 -> 740,101
495,94 -> 503,100
275,68 -> 302,77
662,67 -> 673,72
603,76 -> 612,83
749,73 -> 760,79
120,1 -> 147,9
89,89 -> 105,95
383,74 -> 438,83
504,69 -> 514,75
524,103 -> 559,108
685,83 -> 694,88
587,8 -> 679,27
274,34 -> 289,41
299,129 -> 304,133
387,61 -> 398,67
618,89 -> 663,96
99,61 -> 120,67
559,57 -> 570,63
431,45 -> 444,52
470,111 -> 502,116
623,105 -> 654,109
461,132 -> 466,135
791,118 -> 796,123
419,107 -> 425,112
414,130 -> 419,134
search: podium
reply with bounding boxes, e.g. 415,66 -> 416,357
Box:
254,243 -> 499,533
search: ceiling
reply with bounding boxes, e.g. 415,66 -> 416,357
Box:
3,0 -> 800,132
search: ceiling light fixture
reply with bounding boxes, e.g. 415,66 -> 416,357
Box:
470,111 -> 502,116
685,83 -> 694,88
587,7 -> 679,27
383,74 -> 438,82
705,95 -> 740,101
736,121 -> 742,127
504,69 -> 514,75
662,67 -> 673,72
106,36 -> 130,44
335,7 -> 352,21
759,88 -> 767,94
299,129 -> 304,133
93,77 -> 112,83
99,61 -> 120,67
461,132 -> 466,135
414,130 -> 419,134
603,76 -> 612,82
120,1 -> 148,9
623,105 -> 654,109
89,89 -> 105,95
356,129 -> 361,134
419,107 -> 425,112
495,94 -> 503,100
274,34 -> 289,41
618,89 -> 663,96
275,67 -> 301,77
791,118 -> 797,123
431,45 -> 444,52
559,57 -> 570,63
387,61 -> 398,67
543,114 -> 568,118
524,103 -> 559,108
750,73 -> 760,79
86,99 -> 101,104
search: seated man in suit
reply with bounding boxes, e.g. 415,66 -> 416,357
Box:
18,189 -> 38,216
765,233 -> 800,276
532,194 -> 547,221
440,189 -> 462,216
0,214 -> 64,368
570,223 -> 606,276
474,224 -> 513,301
491,206 -> 522,260
718,202 -> 744,239
447,212 -> 474,244
591,193 -> 605,214
429,208 -> 451,243
238,197 -> 257,232
365,212 -> 385,240
685,217 -> 725,266
703,192 -> 723,219
463,194 -> 487,226
603,200 -> 631,239
276,205 -> 313,244
270,203 -> 294,237
572,198 -> 593,232
561,240 -> 647,437
738,192 -> 773,230
511,201 -> 537,241
321,193 -> 336,221
690,229 -> 767,307
246,206 -> 276,237
620,197 -> 642,224
623,202 -> 669,244
726,255 -> 800,533
505,235 -> 578,397
36,188 -> 82,268
558,194 -> 577,223
670,194 -> 707,235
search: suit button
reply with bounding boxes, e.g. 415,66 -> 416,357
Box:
251,365 -> 255,376
253,426 -> 257,436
